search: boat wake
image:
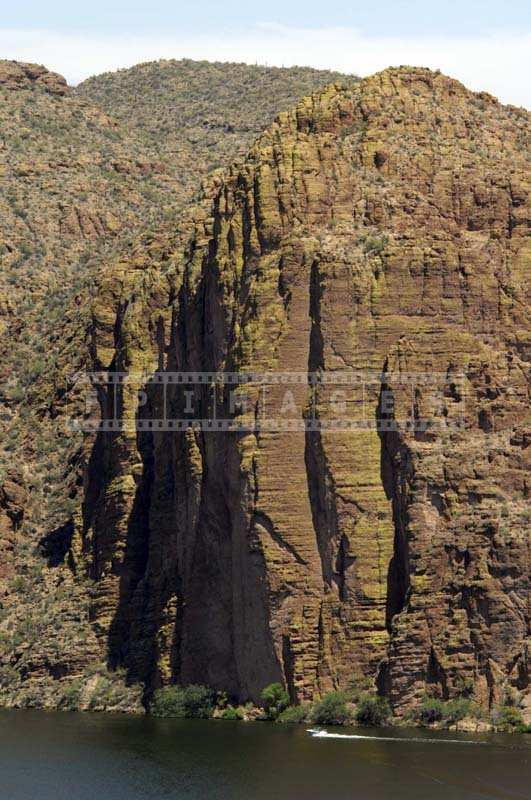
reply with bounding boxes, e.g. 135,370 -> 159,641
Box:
306,729 -> 487,745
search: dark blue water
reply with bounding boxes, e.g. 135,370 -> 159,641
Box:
0,710 -> 529,799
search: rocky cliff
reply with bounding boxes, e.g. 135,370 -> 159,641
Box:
77,67 -> 529,715
0,57 -> 355,509
0,59 -> 360,709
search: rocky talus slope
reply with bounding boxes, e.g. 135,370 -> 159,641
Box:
75,68 -> 529,715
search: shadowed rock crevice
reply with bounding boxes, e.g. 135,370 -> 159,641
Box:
252,511 -> 307,566
305,257 -> 342,592
375,370 -> 411,633
39,520 -> 74,569
106,428 -> 154,672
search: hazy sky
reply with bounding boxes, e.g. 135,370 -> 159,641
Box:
2,1 -> 530,105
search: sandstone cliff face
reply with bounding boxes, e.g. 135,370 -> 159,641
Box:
80,68 -> 529,713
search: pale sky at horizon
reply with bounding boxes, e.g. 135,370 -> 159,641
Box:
2,1 -> 530,106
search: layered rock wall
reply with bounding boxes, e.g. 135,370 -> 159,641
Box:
79,68 -> 529,712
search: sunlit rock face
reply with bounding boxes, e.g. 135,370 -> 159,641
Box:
77,68 -> 531,713
40,68 -> 531,713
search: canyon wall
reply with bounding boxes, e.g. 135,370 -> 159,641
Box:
79,67 -> 530,713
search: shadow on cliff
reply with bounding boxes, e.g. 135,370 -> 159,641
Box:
40,520 -> 74,568
376,376 -> 411,632
105,429 -> 153,673
80,383 -> 182,698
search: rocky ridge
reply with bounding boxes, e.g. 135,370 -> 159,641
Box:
75,67 -> 529,716
0,61 -> 68,95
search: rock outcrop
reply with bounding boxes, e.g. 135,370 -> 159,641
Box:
0,473 -> 26,586
78,68 -> 529,713
0,61 -> 67,95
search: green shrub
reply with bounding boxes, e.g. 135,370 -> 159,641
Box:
16,687 -> 43,709
345,676 -> 373,703
9,576 -> 28,594
277,704 -> 309,724
0,664 -> 19,688
355,694 -> 391,726
358,233 -> 389,255
261,682 -> 290,720
58,680 -> 82,711
311,692 -> 352,726
413,696 -> 479,726
454,675 -> 475,698
219,705 -> 243,720
495,705 -> 523,731
87,676 -> 112,710
444,698 -> 474,723
214,690 -> 228,710
503,687 -> 519,707
150,684 -> 214,719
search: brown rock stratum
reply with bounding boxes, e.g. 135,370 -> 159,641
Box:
77,67 -> 529,714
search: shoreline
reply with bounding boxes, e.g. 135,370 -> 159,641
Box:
1,697 -> 529,738
1,673 -> 529,735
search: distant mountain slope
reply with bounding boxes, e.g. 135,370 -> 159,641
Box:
0,60 -> 176,415
76,59 -> 353,209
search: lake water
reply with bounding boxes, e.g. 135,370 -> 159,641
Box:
0,709 -> 529,799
